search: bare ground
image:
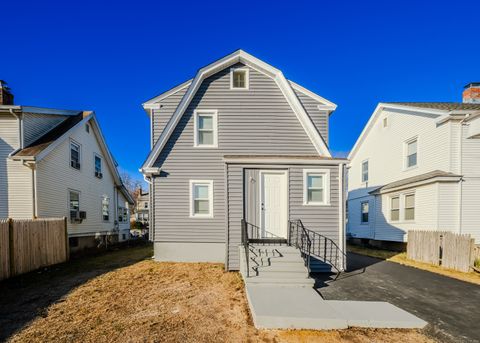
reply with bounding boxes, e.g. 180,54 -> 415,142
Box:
0,245 -> 435,343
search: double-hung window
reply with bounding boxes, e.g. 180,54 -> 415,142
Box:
70,141 -> 81,170
390,196 -> 400,221
94,155 -> 102,178
361,160 -> 369,183
190,180 -> 213,218
230,68 -> 249,89
194,110 -> 218,147
118,206 -> 128,222
361,201 -> 369,223
404,194 -> 415,221
303,169 -> 330,205
102,196 -> 110,221
405,138 -> 417,168
69,190 -> 80,213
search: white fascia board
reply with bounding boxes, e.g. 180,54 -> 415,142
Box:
141,50 -> 332,169
142,79 -> 193,108
289,80 -> 337,110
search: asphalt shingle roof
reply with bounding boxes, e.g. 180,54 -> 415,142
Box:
384,102 -> 480,111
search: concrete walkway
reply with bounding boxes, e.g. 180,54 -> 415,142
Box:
245,283 -> 427,330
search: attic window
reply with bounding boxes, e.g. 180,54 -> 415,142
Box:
86,124 -> 90,133
383,117 -> 388,128
230,68 -> 249,89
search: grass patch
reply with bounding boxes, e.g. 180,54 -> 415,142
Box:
347,244 -> 480,285
3,245 -> 435,343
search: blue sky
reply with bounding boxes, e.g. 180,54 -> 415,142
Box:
3,0 -> 479,182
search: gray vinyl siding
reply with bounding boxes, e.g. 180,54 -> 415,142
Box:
293,89 -> 329,145
226,164 -> 340,270
22,113 -> 65,147
152,86 -> 188,142
153,63 -> 319,244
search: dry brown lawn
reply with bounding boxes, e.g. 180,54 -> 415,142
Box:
2,245 -> 435,343
347,244 -> 480,285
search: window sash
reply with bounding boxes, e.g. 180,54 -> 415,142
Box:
390,197 -> 400,221
70,142 -> 80,168
406,140 -> 417,167
361,202 -> 369,223
69,191 -> 79,211
191,182 -> 212,217
404,194 -> 415,220
232,70 -> 246,88
102,197 -> 110,221
95,156 -> 102,173
195,112 -> 217,147
304,171 -> 328,205
362,161 -> 368,182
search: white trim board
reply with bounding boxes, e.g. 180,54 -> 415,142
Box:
140,50 -> 333,173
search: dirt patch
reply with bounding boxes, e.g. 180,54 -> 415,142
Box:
347,244 -> 480,285
4,246 -> 436,343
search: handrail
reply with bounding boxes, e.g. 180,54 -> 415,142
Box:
288,220 -> 312,274
241,219 -> 250,277
288,219 -> 346,274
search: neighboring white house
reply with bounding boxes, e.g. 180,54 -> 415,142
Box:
134,189 -> 149,226
0,83 -> 133,251
347,83 -> 480,247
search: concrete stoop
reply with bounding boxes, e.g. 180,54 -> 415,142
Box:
240,244 -> 427,330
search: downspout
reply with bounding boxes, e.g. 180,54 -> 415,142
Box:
23,161 -> 38,218
457,114 -> 470,234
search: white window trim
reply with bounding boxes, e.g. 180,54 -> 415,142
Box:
229,67 -> 249,90
189,180 -> 214,218
404,136 -> 418,170
193,109 -> 218,148
102,195 -> 110,222
389,195 -> 400,222
68,189 -> 81,211
361,159 -> 369,183
303,169 -> 330,206
360,201 -> 369,224
69,139 -> 81,171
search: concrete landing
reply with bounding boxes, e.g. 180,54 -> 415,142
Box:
245,284 -> 427,330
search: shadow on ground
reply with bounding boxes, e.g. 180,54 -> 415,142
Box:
0,243 -> 153,342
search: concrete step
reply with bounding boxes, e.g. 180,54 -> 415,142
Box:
254,264 -> 308,273
252,257 -> 306,267
246,276 -> 315,286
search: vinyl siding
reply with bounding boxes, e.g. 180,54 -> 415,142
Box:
227,164 -> 340,270
152,63 -> 319,245
36,120 -> 118,237
293,89 -> 329,145
347,194 -> 376,240
22,113 -> 65,147
152,86 -> 188,142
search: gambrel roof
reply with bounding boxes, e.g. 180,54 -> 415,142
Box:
140,50 -> 336,173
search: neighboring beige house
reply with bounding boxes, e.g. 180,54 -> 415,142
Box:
347,83 -> 480,248
134,189 -> 149,227
0,82 -> 133,251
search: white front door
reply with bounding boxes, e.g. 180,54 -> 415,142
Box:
260,171 -> 288,238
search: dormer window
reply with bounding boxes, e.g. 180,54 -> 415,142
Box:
230,68 -> 249,90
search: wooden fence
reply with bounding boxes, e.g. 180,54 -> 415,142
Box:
0,218 -> 68,281
407,230 -> 475,272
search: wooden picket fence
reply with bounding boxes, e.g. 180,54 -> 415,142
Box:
0,218 -> 68,281
407,230 -> 475,272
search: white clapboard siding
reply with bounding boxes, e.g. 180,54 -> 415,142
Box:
35,120 -> 117,237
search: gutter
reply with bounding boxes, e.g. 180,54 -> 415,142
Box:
8,108 -> 23,156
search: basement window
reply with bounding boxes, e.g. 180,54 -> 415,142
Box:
230,68 -> 249,89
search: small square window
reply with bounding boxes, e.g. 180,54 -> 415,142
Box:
190,180 -> 213,217
230,68 -> 249,90
361,201 -> 369,223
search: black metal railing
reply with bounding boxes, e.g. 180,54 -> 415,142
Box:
287,220 -> 312,274
288,219 -> 346,274
241,219 -> 250,277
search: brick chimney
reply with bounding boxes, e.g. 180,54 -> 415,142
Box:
463,83 -> 480,103
0,80 -> 14,105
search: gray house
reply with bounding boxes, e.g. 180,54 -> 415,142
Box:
140,50 -> 346,273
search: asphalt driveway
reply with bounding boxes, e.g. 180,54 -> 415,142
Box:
313,253 -> 480,343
